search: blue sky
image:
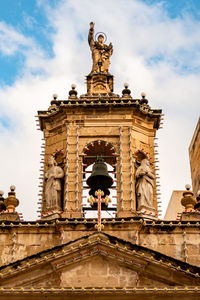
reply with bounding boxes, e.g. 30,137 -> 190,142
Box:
0,0 -> 200,220
0,0 -> 54,86
0,0 -> 200,86
144,0 -> 200,19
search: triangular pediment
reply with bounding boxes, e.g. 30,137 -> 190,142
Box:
0,232 -> 199,289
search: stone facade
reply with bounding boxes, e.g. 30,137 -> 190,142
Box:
0,219 -> 200,267
189,118 -> 200,196
38,104 -> 161,219
0,23 -> 200,299
0,230 -> 200,299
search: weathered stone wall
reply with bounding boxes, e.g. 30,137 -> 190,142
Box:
189,118 -> 200,195
0,222 -> 199,268
61,255 -> 165,288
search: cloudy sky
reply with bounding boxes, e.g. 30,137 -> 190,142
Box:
0,0 -> 199,220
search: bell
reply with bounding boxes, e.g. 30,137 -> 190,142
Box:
87,157 -> 113,199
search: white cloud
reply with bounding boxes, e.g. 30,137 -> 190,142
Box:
0,21 -> 35,56
0,0 -> 200,220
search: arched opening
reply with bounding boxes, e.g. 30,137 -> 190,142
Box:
81,140 -> 117,218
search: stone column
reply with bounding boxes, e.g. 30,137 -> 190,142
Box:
62,123 -> 81,218
118,126 -> 136,217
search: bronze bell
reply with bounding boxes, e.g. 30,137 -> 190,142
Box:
87,157 -> 113,198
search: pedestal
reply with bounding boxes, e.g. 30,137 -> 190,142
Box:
86,73 -> 114,94
117,210 -> 138,218
61,211 -> 82,219
41,211 -> 62,221
181,211 -> 200,221
137,205 -> 157,219
0,212 -> 20,222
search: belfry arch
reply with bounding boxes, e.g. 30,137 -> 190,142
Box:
82,140 -> 117,172
81,140 -> 117,218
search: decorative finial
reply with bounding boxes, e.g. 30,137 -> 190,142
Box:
181,184 -> 196,210
185,184 -> 191,191
141,92 -> 146,98
4,185 -> 19,213
50,94 -> 58,107
69,84 -> 78,98
140,92 -> 148,105
53,93 -> 58,100
10,185 -> 16,192
71,84 -> 76,89
122,83 -> 131,97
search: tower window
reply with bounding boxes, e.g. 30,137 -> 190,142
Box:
81,140 -> 117,218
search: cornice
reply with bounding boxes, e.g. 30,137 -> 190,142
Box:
37,98 -> 162,130
0,232 -> 200,280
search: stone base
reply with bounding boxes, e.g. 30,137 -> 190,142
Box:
86,72 -> 114,94
40,212 -> 62,221
117,210 -> 138,218
181,211 -> 200,221
0,212 -> 20,221
61,211 -> 82,219
137,205 -> 157,220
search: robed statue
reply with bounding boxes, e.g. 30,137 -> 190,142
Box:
45,156 -> 64,211
135,158 -> 154,210
88,22 -> 113,73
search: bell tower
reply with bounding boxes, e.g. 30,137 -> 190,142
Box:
37,22 -> 162,220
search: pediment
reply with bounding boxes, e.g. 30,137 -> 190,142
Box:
0,232 -> 199,289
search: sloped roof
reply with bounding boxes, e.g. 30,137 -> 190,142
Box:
0,232 -> 199,288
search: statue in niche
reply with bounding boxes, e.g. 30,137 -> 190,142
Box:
135,158 -> 154,210
88,22 -> 113,73
45,156 -> 64,211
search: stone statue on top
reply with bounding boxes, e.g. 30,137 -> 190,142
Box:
88,22 -> 113,73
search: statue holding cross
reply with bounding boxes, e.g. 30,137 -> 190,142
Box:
88,22 -> 113,73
